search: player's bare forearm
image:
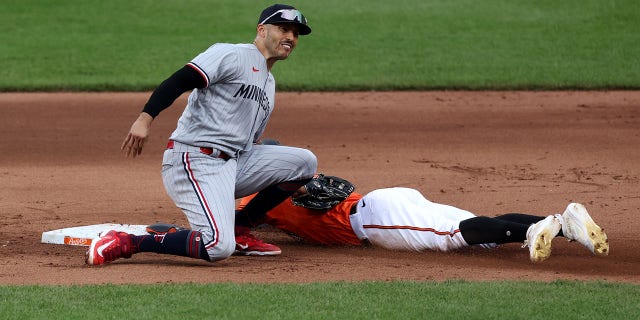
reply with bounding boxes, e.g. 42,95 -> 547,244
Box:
122,112 -> 154,158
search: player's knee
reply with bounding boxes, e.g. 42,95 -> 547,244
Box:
205,240 -> 235,262
297,148 -> 318,176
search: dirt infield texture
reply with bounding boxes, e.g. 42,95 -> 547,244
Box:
1,91 -> 638,285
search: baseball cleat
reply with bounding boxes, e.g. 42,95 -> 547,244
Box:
561,203 -> 609,256
524,215 -> 562,263
234,227 -> 281,256
85,230 -> 134,265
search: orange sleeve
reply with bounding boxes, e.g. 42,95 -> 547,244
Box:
238,193 -> 363,246
237,194 -> 256,211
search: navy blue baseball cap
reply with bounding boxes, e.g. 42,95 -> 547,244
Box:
258,4 -> 311,35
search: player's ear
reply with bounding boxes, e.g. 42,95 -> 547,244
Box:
256,24 -> 267,38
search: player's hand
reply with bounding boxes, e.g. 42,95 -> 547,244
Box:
122,112 -> 153,158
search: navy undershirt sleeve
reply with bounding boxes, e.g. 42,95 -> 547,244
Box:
142,65 -> 207,118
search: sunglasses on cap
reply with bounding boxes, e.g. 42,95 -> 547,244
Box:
259,9 -> 307,25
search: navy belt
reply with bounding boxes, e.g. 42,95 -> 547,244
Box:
166,140 -> 230,160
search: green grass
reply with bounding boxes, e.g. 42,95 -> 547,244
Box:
1,281 -> 639,319
1,0 -> 639,91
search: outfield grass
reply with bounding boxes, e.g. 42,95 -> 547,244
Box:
1,0 -> 639,91
1,281 -> 639,319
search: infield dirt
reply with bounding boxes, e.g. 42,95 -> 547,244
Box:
1,91 -> 638,285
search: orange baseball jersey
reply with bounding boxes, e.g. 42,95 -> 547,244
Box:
238,193 -> 364,246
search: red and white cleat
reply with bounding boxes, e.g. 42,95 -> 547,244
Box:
85,230 -> 134,265
234,227 -> 281,256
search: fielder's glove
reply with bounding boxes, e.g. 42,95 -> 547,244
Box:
292,174 -> 355,210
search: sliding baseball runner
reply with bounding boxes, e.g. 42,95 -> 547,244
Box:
238,174 -> 610,262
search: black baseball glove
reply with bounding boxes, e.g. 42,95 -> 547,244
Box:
291,174 -> 355,210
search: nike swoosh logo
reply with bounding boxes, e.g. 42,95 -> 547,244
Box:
361,199 -> 366,207
97,239 -> 116,257
252,67 -> 260,72
237,243 -> 249,250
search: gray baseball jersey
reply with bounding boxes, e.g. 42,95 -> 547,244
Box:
170,43 -> 274,156
162,43 -> 317,261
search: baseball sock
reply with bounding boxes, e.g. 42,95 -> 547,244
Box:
130,230 -> 210,261
235,178 -> 311,227
459,216 -> 529,245
494,213 -> 565,237
494,213 -> 544,225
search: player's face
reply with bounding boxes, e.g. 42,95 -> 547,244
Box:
263,23 -> 299,60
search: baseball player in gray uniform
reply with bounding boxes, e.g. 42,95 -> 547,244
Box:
87,4 -> 317,265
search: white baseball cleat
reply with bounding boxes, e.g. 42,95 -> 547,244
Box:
561,203 -> 609,256
524,215 -> 562,263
